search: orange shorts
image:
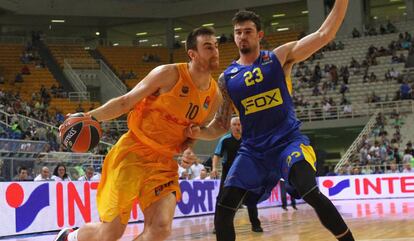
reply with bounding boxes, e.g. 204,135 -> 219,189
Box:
96,131 -> 181,225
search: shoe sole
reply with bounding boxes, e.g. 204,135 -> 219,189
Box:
54,228 -> 72,241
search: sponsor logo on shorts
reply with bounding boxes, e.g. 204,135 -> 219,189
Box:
154,180 -> 174,196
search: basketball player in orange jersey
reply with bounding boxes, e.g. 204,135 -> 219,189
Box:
54,26 -> 221,241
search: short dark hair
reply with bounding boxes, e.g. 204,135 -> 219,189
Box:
18,166 -> 27,174
185,26 -> 216,52
232,10 -> 262,31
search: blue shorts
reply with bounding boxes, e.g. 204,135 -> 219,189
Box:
224,133 -> 316,205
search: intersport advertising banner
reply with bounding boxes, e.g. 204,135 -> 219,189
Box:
0,180 -> 287,237
318,173 -> 414,200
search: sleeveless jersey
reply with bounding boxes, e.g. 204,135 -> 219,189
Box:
223,50 -> 301,149
128,63 -> 218,157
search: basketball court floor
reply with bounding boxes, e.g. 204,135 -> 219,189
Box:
2,198 -> 414,241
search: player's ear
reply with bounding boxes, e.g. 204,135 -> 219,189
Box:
187,49 -> 196,61
258,30 -> 264,39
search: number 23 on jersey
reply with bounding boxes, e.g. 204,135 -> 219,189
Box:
244,67 -> 263,87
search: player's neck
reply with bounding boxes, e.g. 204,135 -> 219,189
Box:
188,62 -> 211,91
237,49 -> 260,66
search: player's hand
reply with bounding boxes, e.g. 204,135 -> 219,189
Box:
210,168 -> 218,179
181,148 -> 197,168
185,124 -> 201,139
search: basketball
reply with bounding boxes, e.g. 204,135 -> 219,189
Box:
59,113 -> 102,153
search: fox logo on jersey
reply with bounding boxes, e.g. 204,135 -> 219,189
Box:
241,88 -> 283,115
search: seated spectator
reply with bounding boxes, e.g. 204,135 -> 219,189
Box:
402,163 -> 413,173
15,73 -> 23,83
76,103 -> 85,112
337,41 -> 344,50
380,24 -> 387,34
21,65 -> 31,75
369,72 -> 377,82
194,168 -> 211,180
190,157 -> 205,179
391,53 -> 400,63
400,81 -> 411,99
34,166 -> 51,181
352,27 -> 361,38
219,34 -> 227,44
386,21 -> 397,33
78,166 -> 95,181
0,75 -> 4,84
13,166 -> 32,181
51,163 -> 71,181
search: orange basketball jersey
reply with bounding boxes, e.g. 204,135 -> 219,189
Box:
128,63 -> 218,157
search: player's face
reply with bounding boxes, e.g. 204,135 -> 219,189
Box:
234,21 -> 262,54
193,35 -> 219,70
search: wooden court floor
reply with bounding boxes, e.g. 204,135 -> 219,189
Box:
4,198 -> 414,241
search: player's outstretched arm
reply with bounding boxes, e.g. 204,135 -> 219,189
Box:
274,0 -> 348,66
88,65 -> 178,121
186,74 -> 233,140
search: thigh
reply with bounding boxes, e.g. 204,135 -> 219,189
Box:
97,151 -> 144,225
142,193 -> 176,228
280,136 -> 317,181
224,152 -> 265,192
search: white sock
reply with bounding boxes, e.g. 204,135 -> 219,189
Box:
67,229 -> 79,241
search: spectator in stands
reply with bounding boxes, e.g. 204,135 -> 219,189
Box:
76,103 -> 85,112
219,34 -> 227,44
13,166 -> 31,181
369,72 -> 377,82
78,166 -> 95,181
0,75 -> 4,84
352,27 -> 361,38
178,157 -> 192,180
34,166 -> 51,181
400,81 -> 411,100
21,65 -> 30,75
403,148 -> 413,164
190,155 -> 204,179
387,162 -> 400,173
52,163 -> 71,181
386,21 -> 397,33
392,53 -> 400,64
15,73 -> 23,83
337,41 -> 344,50
405,142 -> 414,156
402,163 -> 413,173
194,168 -> 210,180
379,24 -> 387,35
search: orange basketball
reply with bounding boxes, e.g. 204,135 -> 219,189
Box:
59,113 -> 102,153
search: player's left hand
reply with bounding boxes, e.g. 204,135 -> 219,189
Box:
181,148 -> 197,168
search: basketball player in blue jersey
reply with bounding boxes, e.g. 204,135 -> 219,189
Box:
186,0 -> 354,240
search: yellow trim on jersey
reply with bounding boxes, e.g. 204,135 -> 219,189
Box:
286,75 -> 293,96
300,143 -> 316,171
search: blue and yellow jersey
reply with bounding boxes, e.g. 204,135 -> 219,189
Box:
223,50 -> 301,149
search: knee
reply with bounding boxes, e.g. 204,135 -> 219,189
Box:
99,229 -> 124,241
148,220 -> 172,240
